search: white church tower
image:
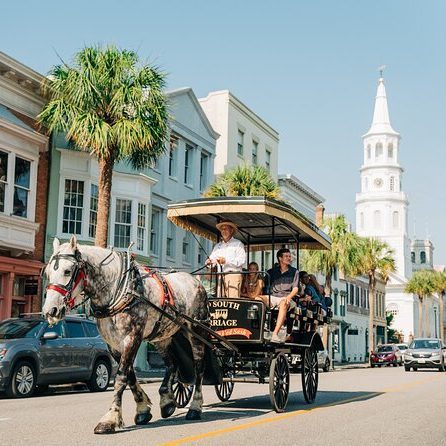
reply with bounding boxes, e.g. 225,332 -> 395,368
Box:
356,73 -> 416,341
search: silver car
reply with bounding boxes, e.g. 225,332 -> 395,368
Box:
317,349 -> 331,372
404,338 -> 446,372
0,315 -> 116,398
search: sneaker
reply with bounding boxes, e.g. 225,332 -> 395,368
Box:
271,333 -> 284,344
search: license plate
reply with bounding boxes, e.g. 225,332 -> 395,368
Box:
418,359 -> 426,364
379,359 -> 383,362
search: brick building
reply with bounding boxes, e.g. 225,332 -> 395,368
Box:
0,52 -> 49,319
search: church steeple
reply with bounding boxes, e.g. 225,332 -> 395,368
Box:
365,75 -> 399,136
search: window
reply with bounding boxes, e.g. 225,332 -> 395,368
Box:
265,149 -> 271,171
182,232 -> 192,263
349,284 -> 354,305
367,145 -> 371,159
387,304 -> 399,317
373,210 -> 381,228
360,212 -> 364,229
392,211 -> 399,228
333,289 -> 338,315
184,144 -> 193,184
390,176 -> 395,191
13,276 -> 26,296
84,322 -> 99,337
0,151 -> 8,212
197,238 -> 206,265
355,286 -> 360,306
44,322 -> 64,337
388,143 -> 394,158
169,137 -> 178,177
411,251 -> 415,263
200,153 -> 208,192
150,208 -> 161,255
89,184 -> 98,238
252,140 -> 258,165
114,199 -> 132,248
137,203 -> 147,251
375,143 -> 383,158
63,179 -> 84,234
420,251 -> 426,264
13,157 -> 31,217
340,292 -> 346,316
237,130 -> 244,156
65,320 -> 86,338
166,221 -> 176,258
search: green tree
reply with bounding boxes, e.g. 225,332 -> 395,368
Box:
38,45 -> 168,247
301,214 -> 362,297
355,238 -> 396,356
205,165 -> 280,199
431,270 -> 446,341
405,269 -> 436,338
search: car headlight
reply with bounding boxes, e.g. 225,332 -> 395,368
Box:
405,352 -> 412,357
431,352 -> 441,358
0,348 -> 7,360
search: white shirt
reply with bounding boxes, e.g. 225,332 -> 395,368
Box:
209,237 -> 246,273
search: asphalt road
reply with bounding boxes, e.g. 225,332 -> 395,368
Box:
1,366 -> 445,446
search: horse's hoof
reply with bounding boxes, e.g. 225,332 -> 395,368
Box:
135,411 -> 152,425
94,422 -> 116,434
161,402 -> 176,419
185,409 -> 201,420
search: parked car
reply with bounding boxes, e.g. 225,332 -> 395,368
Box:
317,349 -> 331,372
396,343 -> 408,362
0,315 -> 116,398
404,338 -> 446,372
370,344 -> 402,367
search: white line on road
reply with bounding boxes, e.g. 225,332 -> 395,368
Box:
0,417 -> 11,421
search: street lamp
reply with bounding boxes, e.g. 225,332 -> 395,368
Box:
434,307 -> 438,338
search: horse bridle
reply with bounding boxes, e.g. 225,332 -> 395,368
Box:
46,251 -> 87,310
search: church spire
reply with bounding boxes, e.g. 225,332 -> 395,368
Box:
365,72 -> 399,136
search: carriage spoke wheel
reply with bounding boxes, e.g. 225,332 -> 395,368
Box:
301,346 -> 318,404
215,356 -> 235,402
172,372 -> 194,408
269,352 -> 290,412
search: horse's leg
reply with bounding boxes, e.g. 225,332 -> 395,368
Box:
94,337 -> 141,434
127,365 -> 153,425
156,339 -> 178,419
185,332 -> 206,420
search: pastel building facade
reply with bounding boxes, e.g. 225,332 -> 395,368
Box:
0,52 -> 49,320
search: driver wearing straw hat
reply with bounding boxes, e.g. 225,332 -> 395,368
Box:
206,220 -> 246,298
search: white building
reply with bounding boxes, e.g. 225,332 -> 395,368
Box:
355,75 -> 431,342
199,90 -> 278,179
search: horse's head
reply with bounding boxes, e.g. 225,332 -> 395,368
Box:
43,235 -> 87,325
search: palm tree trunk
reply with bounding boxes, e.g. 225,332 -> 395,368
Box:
418,297 -> 423,337
440,292 -> 445,342
368,273 -> 376,357
95,154 -> 115,248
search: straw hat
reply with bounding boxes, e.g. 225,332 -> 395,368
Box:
216,219 -> 238,232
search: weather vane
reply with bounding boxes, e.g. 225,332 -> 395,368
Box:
378,65 -> 386,77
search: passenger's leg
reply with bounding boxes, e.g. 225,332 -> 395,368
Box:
273,298 -> 289,335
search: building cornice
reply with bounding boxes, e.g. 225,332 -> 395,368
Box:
355,193 -> 409,206
0,116 -> 48,149
360,164 -> 404,173
278,173 -> 325,204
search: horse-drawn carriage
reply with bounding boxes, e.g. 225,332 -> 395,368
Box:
166,196 -> 332,412
42,196 -> 331,434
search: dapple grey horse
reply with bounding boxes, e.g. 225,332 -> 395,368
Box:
43,236 -> 208,434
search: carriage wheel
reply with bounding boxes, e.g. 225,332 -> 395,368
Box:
172,372 -> 194,408
215,357 -> 235,402
301,346 -> 318,404
269,352 -> 290,412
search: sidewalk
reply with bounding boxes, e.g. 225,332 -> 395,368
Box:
332,362 -> 369,371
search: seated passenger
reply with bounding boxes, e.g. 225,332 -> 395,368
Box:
260,248 -> 299,343
205,220 -> 246,298
299,271 -> 322,306
241,262 -> 264,299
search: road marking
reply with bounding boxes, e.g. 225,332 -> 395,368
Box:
160,374 -> 446,446
0,417 -> 11,422
158,393 -> 380,446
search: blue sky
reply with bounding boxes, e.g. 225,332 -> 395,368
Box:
2,0 -> 445,264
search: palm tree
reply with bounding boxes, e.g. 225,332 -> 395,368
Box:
38,45 -> 169,247
356,238 -> 396,357
431,270 -> 446,341
301,214 -> 362,297
205,165 -> 280,199
405,269 -> 436,338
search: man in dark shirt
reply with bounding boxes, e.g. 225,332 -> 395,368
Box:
263,248 -> 299,343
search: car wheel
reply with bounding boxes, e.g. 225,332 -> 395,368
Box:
439,363 -> 445,372
393,361 -> 398,367
413,367 -> 417,372
323,358 -> 330,372
87,359 -> 111,392
370,364 -> 375,368
6,360 -> 36,398
404,366 -> 410,372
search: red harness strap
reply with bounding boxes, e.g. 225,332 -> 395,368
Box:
143,267 -> 175,307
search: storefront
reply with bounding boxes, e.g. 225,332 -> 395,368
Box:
0,256 -> 43,319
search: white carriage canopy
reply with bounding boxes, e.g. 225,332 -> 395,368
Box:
167,197 -> 331,250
